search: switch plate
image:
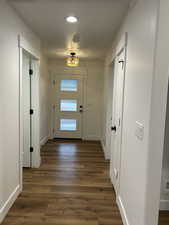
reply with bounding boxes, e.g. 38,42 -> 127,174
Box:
135,121 -> 144,140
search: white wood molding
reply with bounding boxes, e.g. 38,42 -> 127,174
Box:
82,135 -> 101,141
31,59 -> 41,168
101,140 -> 110,160
18,35 -> 40,59
19,35 -> 41,171
0,185 -> 21,223
116,32 -> 128,57
117,196 -> 130,225
40,136 -> 49,146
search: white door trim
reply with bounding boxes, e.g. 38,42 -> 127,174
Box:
18,35 -> 40,59
18,35 -> 40,190
110,32 -> 128,192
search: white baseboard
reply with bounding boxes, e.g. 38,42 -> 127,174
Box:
110,171 -> 113,184
101,140 -> 109,160
82,135 -> 101,141
160,200 -> 169,210
0,185 -> 21,223
117,195 -> 130,225
40,135 -> 49,146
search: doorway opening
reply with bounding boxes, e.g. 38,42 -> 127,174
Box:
22,50 -> 40,168
19,36 -> 41,189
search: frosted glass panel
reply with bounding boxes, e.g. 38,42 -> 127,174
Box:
60,100 -> 77,112
60,119 -> 77,131
60,80 -> 78,91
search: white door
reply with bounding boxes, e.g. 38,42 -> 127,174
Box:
110,48 -> 126,194
106,62 -> 115,159
22,52 -> 31,167
30,58 -> 40,168
54,76 -> 83,139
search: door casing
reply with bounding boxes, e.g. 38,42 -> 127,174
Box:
19,35 -> 40,190
110,33 -> 128,195
22,51 -> 31,167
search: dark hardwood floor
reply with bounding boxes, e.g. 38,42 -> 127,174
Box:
159,211 -> 169,225
2,139 -> 123,225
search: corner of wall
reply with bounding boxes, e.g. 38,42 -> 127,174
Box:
117,196 -> 130,225
101,139 -> 110,160
0,185 -> 21,223
40,135 -> 49,147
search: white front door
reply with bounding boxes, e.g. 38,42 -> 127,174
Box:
54,76 -> 83,139
110,47 -> 126,194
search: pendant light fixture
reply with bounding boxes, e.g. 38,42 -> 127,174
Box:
67,52 -> 79,67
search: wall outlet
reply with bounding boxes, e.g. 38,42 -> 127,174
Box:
135,121 -> 144,140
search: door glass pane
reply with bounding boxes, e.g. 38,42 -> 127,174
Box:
60,80 -> 78,91
60,119 -> 77,131
60,99 -> 77,112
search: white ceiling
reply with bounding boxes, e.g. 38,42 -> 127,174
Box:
9,0 -> 130,59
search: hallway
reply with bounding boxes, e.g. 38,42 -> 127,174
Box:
2,140 -> 123,225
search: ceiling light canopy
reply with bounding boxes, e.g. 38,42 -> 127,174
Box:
66,16 -> 78,23
67,52 -> 79,67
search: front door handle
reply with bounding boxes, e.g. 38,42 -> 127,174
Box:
111,126 -> 116,132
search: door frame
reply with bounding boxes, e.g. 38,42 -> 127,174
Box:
51,72 -> 86,140
110,33 -> 128,194
104,61 -> 115,160
18,35 -> 40,189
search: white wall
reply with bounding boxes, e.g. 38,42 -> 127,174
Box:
103,0 -> 159,224
160,87 -> 169,208
48,59 -> 104,141
0,0 -> 40,222
147,0 -> 169,223
40,50 -> 51,145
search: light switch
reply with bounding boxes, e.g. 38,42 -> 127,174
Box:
135,121 -> 144,140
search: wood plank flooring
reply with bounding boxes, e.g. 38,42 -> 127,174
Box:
159,211 -> 169,225
1,139 -> 123,225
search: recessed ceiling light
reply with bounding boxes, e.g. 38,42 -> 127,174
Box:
66,16 -> 78,23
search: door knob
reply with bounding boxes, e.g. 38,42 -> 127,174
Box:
111,126 -> 116,132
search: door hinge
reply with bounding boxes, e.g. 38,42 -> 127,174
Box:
111,126 -> 117,132
29,69 -> 33,75
30,147 -> 34,152
118,59 -> 125,69
30,109 -> 34,115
